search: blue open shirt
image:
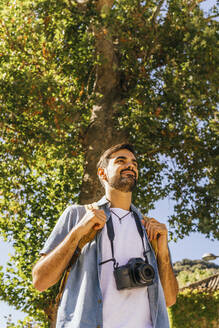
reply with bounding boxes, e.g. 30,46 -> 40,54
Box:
41,196 -> 170,328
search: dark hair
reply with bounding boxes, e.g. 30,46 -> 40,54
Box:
97,143 -> 136,169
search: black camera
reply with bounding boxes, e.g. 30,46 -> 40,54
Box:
113,257 -> 155,290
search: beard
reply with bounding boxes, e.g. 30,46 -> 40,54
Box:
108,172 -> 137,193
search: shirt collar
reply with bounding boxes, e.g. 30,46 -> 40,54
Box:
96,195 -> 140,216
96,195 -> 111,207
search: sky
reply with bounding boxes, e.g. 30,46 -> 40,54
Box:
0,0 -> 218,327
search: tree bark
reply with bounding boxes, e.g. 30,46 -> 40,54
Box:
79,0 -> 128,204
44,301 -> 58,328
79,95 -> 128,204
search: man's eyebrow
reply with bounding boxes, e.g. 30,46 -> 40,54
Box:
115,156 -> 138,164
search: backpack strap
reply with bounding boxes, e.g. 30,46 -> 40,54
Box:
55,202 -> 99,307
142,216 -> 158,258
76,202 -> 99,250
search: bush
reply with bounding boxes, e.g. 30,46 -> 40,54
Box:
168,289 -> 219,328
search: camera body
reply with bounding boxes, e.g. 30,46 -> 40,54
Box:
113,257 -> 155,290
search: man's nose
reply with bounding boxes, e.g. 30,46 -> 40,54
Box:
126,163 -> 135,171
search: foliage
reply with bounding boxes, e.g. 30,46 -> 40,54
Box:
174,258 -> 219,274
5,314 -> 43,328
0,0 -> 218,325
170,259 -> 219,327
176,267 -> 218,288
173,258 -> 219,288
168,290 -> 219,328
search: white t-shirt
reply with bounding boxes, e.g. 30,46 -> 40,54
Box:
100,208 -> 153,328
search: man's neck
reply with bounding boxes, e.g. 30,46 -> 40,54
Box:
105,188 -> 132,211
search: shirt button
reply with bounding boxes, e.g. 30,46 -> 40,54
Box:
98,299 -> 102,304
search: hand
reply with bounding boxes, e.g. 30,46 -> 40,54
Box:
78,208 -> 106,236
142,217 -> 178,307
141,216 -> 168,252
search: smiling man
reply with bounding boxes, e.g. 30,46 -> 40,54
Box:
32,143 -> 178,328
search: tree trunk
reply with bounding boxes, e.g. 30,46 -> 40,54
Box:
79,0 -> 128,204
79,94 -> 128,204
44,301 -> 58,328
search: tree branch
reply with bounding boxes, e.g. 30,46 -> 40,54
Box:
94,0 -> 119,95
96,0 -> 114,13
150,0 -> 165,25
188,0 -> 204,12
65,0 -> 89,11
75,0 -> 89,3
205,14 -> 219,22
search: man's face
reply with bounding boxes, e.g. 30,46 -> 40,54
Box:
104,149 -> 139,192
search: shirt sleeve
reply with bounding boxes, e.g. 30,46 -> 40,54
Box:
40,205 -> 82,255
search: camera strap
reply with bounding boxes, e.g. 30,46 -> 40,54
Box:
132,211 -> 149,262
99,211 -> 149,268
99,216 -> 118,268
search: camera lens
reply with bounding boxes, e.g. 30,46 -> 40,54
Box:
135,263 -> 155,284
127,258 -> 155,287
142,266 -> 154,280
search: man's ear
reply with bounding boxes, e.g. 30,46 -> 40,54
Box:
97,167 -> 107,181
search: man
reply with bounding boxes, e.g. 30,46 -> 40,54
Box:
32,143 -> 178,328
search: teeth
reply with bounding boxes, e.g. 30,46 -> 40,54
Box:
121,172 -> 135,177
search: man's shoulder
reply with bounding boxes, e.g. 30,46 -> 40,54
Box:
66,203 -> 85,211
63,203 -> 86,218
62,197 -> 108,219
